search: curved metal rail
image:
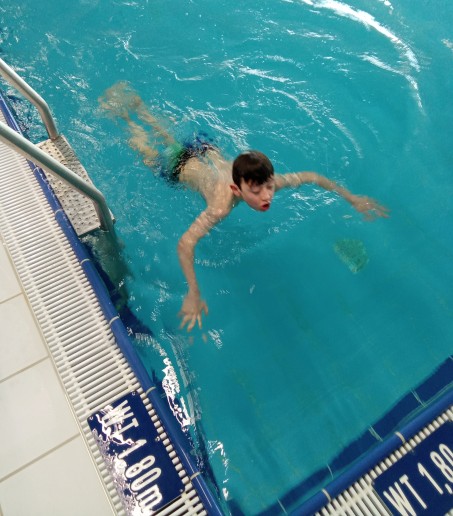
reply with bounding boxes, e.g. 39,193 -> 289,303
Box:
0,121 -> 114,234
0,57 -> 58,139
0,57 -> 114,235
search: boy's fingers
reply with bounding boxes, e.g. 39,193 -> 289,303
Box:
179,305 -> 207,332
179,314 -> 191,329
187,316 -> 197,332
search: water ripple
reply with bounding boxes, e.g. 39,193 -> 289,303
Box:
299,0 -> 423,110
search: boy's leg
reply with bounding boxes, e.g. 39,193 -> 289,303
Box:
99,82 -> 175,144
135,104 -> 176,146
99,82 -> 176,166
126,120 -> 158,167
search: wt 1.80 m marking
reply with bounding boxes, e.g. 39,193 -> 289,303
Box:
383,443 -> 453,514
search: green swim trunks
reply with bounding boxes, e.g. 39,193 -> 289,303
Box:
161,133 -> 216,182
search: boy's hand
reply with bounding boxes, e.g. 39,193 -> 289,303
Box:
179,291 -> 209,332
350,195 -> 390,220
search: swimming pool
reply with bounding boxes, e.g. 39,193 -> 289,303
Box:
1,0 -> 452,513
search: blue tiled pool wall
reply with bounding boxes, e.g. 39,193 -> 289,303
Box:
261,358 -> 452,516
0,89 -> 224,516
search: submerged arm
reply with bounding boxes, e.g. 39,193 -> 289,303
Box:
275,171 -> 389,219
177,208 -> 227,331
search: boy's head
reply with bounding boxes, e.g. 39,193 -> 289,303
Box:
232,151 -> 274,187
230,151 -> 275,212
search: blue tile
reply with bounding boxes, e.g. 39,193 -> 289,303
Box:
373,392 -> 421,438
330,431 -> 378,474
415,357 -> 453,403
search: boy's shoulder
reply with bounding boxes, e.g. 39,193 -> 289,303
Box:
206,182 -> 236,215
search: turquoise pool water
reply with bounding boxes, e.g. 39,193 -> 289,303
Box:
1,1 -> 452,513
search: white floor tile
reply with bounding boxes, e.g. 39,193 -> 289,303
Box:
0,243 -> 21,303
0,359 -> 78,479
0,436 -> 114,516
0,295 -> 48,381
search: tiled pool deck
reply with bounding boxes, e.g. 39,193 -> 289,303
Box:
0,234 -> 114,515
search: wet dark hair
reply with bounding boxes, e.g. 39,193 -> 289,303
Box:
232,151 -> 274,188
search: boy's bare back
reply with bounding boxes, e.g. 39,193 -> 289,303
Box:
178,149 -> 236,214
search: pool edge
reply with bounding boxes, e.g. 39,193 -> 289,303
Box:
0,89 -> 224,516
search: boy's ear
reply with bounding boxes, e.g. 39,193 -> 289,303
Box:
230,184 -> 242,197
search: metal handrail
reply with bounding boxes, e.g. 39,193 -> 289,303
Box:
0,57 -> 59,140
0,57 -> 114,234
0,121 -> 114,234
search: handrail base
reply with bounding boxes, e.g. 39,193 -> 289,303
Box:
37,135 -> 114,236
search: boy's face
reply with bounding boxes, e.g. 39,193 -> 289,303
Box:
231,177 -> 275,211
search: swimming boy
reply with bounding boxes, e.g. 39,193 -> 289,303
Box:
100,83 -> 389,331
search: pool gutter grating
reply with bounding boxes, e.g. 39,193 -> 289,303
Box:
0,104 -> 213,515
311,406 -> 452,515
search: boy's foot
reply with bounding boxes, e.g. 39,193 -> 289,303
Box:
98,81 -> 142,120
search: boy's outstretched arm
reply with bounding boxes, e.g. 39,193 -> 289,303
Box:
275,171 -> 389,220
177,208 -> 228,331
